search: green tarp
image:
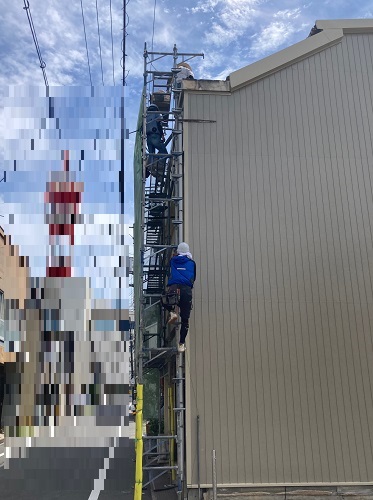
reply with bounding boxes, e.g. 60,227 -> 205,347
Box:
133,90 -> 160,420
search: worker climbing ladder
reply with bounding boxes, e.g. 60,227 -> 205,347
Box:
134,44 -> 203,500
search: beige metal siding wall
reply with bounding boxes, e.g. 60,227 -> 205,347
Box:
185,34 -> 373,487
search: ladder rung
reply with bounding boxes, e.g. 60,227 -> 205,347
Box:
148,71 -> 173,75
145,244 -> 174,248
143,466 -> 178,470
143,347 -> 177,352
143,452 -> 170,456
145,198 -> 173,203
143,435 -> 177,439
173,408 -> 186,411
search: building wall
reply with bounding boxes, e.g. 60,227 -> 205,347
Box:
16,284 -> 131,428
0,228 -> 29,364
0,229 -> 29,428
184,33 -> 373,486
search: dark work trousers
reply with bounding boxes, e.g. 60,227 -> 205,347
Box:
167,284 -> 193,344
147,133 -> 168,169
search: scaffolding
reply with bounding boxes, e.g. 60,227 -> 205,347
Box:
134,44 -> 203,500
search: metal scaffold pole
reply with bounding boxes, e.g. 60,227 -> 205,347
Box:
134,43 -> 203,500
176,351 -> 184,497
133,41 -> 148,500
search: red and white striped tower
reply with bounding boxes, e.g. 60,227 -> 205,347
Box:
45,150 -> 84,278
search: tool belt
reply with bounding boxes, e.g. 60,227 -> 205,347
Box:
161,288 -> 180,307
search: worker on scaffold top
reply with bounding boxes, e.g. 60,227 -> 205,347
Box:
175,62 -> 194,89
166,242 -> 196,353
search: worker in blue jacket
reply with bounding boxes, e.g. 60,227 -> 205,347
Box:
167,242 -> 196,352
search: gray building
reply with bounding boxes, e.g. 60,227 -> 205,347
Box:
182,20 -> 373,488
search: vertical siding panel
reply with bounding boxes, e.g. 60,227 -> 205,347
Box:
292,60 -> 331,482
221,93 -> 239,483
313,49 -> 353,480
212,94 -> 230,484
257,78 -> 277,483
316,48 -> 350,482
309,53 -> 347,480
269,72 -> 292,483
352,35 -> 373,478
298,58 -> 336,481
225,86 -> 241,485
300,57 -> 328,482
231,85 -> 248,483
282,68 -> 310,483
334,39 -> 366,481
311,50 -> 341,481
244,85 -> 262,484
263,75 -> 284,483
189,94 -> 208,485
353,36 -> 373,303
186,33 -> 373,487
250,81 -> 269,483
276,69 -> 301,483
187,94 -> 198,482
202,93 -> 217,484
203,94 -> 223,485
238,86 -> 254,485
344,39 -> 373,476
208,93 -> 226,485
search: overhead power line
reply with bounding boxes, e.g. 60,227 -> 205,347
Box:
95,0 -> 105,86
151,0 -> 157,51
121,0 -> 129,86
22,0 -> 48,86
80,0 -> 93,86
109,0 -> 115,85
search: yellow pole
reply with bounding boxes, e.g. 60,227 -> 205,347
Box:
134,384 -> 143,500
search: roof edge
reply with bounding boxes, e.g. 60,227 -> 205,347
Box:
182,79 -> 230,93
316,19 -> 373,32
229,28 -> 343,91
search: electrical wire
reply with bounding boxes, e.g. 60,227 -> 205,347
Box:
149,0 -> 159,73
109,0 -> 115,85
95,0 -> 105,85
151,0 -> 157,51
22,0 -> 48,86
80,0 -> 93,86
121,0 -> 130,86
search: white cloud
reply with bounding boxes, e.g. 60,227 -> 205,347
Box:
273,8 -> 301,19
249,20 -> 305,59
191,0 -> 220,14
203,0 -> 261,47
205,23 -> 238,47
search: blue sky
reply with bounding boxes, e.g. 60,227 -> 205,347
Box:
1,0 -> 372,301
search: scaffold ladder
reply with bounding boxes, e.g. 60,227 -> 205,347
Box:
136,43 -> 203,500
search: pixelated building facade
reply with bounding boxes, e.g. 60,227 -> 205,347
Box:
3,152 -> 130,438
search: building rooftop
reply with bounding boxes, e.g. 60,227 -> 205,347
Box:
183,19 -> 373,93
